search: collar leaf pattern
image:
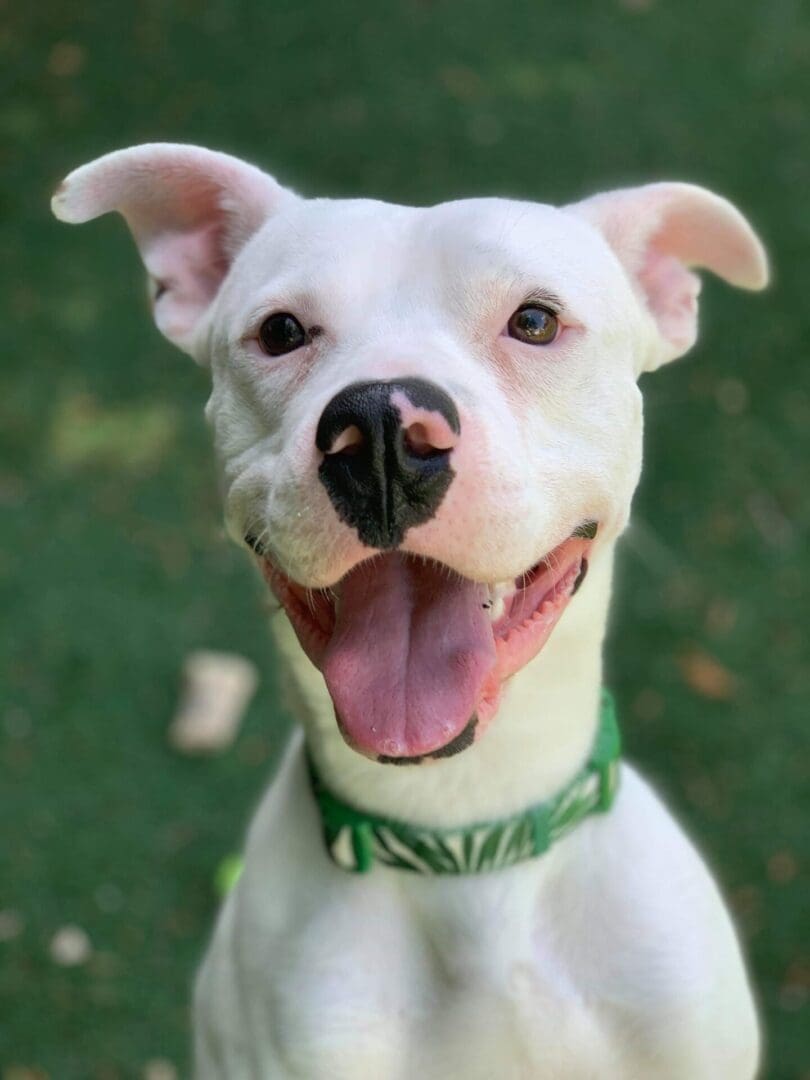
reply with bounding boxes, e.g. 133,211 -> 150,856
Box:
308,690 -> 621,875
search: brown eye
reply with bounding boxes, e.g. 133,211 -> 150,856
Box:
508,304 -> 559,345
258,312 -> 307,356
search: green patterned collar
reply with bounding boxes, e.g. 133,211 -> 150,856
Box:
308,690 -> 621,875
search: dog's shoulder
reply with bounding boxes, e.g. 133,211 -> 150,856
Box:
542,763 -> 760,1075
557,763 -> 748,990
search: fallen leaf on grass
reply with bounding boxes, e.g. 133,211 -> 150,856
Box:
678,647 -> 736,700
0,909 -> 23,941
143,1061 -> 177,1080
767,850 -> 799,885
48,392 -> 177,473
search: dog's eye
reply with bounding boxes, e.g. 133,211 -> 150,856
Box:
508,304 -> 559,346
258,313 -> 308,356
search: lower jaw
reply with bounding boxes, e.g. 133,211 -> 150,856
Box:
262,532 -> 594,763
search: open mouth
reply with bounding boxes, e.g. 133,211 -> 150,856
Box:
256,523 -> 597,763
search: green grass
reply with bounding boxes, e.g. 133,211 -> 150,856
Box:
2,2 -> 807,1076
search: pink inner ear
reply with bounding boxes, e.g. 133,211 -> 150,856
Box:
144,223 -> 228,344
52,144 -> 292,355
638,248 -> 702,359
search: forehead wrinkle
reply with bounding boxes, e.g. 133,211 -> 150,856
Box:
493,203 -> 534,250
444,264 -> 523,326
240,284 -> 315,327
447,246 -> 568,322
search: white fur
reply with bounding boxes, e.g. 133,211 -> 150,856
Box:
52,145 -> 767,1078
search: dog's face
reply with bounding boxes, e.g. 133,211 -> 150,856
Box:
53,145 -> 767,763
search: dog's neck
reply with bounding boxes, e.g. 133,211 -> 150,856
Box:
270,543 -> 615,830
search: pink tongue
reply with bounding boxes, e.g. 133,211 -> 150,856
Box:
322,554 -> 496,759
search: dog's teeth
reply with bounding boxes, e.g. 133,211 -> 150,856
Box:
486,582 -> 512,622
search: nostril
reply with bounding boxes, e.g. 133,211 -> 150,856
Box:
316,378 -> 459,549
403,422 -> 450,460
327,424 -> 365,456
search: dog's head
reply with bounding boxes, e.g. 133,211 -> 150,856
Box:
53,144 -> 767,763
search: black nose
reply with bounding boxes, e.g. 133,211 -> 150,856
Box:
316,378 -> 460,549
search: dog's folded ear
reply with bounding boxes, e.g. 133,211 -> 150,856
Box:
51,143 -> 296,359
568,183 -> 769,372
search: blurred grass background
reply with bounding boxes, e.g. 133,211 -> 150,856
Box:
1,1 -> 807,1076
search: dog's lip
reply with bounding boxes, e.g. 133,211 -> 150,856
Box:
253,522 -> 598,654
257,529 -> 596,761
490,548 -> 587,639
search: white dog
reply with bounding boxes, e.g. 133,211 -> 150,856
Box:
53,145 -> 768,1079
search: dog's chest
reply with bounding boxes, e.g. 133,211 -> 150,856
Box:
197,756 -> 759,1079
264,859 -> 617,1080
402,879 -> 615,1079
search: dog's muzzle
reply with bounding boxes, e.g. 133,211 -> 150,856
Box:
315,377 -> 459,548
